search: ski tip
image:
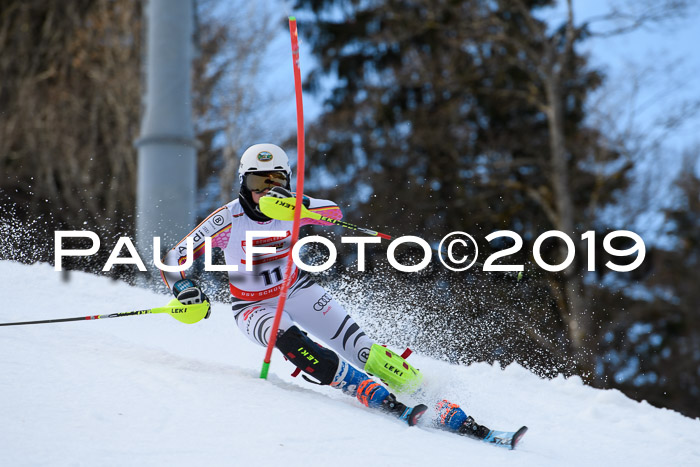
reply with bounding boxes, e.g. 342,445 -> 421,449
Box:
510,426 -> 528,450
408,403 -> 428,427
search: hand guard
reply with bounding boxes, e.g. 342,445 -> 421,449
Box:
172,279 -> 210,311
265,186 -> 310,207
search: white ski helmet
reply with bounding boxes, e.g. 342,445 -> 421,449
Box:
238,143 -> 292,185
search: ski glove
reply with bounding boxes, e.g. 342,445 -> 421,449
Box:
172,279 -> 209,307
265,186 -> 310,207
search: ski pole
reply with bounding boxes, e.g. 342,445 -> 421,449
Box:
258,196 -> 524,281
0,298 -> 211,327
259,196 -> 391,239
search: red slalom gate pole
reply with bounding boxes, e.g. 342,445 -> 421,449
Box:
260,17 -> 306,379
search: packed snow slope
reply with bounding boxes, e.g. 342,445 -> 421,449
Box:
1,260 -> 699,467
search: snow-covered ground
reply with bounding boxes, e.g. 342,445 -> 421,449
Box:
1,260 -> 699,466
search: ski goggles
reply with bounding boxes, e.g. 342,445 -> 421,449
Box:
244,171 -> 288,193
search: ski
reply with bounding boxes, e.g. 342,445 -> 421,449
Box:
381,393 -> 428,426
438,420 -> 528,450
479,425 -> 528,449
435,399 -> 527,449
401,403 -> 429,426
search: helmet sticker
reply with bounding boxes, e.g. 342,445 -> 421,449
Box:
257,151 -> 273,162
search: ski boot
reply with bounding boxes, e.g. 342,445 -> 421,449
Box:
435,399 -> 528,449
357,378 -> 427,426
436,400 -> 485,437
332,360 -> 427,426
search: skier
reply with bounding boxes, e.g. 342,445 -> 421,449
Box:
160,143 -> 525,445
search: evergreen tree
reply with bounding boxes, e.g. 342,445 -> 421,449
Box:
295,0 -> 631,378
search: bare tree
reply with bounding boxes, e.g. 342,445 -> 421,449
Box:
0,1 -> 142,231
474,0 -> 694,377
0,0 -> 281,273
191,0 -> 288,209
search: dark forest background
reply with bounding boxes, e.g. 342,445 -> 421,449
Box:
1,0 -> 699,418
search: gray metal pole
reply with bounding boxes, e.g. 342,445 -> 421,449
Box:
135,0 -> 199,278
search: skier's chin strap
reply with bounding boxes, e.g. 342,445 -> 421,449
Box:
239,176 -> 292,223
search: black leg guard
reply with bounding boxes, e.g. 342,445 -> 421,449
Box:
276,326 -> 340,385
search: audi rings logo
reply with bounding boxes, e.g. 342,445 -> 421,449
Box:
313,293 -> 332,312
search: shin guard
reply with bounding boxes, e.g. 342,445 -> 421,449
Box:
276,326 -> 339,385
363,344 -> 423,393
